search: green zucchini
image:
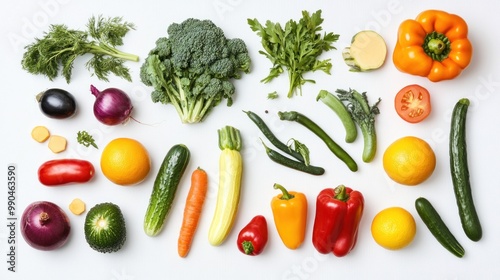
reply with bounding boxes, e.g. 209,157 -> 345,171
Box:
415,197 -> 465,258
450,98 -> 481,242
144,144 -> 190,237
85,202 -> 126,253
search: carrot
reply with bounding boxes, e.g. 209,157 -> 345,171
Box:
178,167 -> 208,258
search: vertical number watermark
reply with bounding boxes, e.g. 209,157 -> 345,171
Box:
6,164 -> 17,273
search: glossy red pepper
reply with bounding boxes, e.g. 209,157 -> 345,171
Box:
38,159 -> 95,186
236,215 -> 268,256
312,185 -> 364,257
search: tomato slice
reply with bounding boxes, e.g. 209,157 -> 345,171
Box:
395,84 -> 431,123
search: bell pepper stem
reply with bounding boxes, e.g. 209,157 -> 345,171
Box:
274,183 -> 295,200
334,185 -> 350,202
242,241 -> 254,255
428,38 -> 446,55
423,31 -> 451,62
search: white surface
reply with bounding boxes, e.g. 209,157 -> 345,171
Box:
1,0 -> 500,279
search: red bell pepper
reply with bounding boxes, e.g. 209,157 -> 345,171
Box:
38,159 -> 95,186
237,215 -> 268,256
312,185 -> 364,257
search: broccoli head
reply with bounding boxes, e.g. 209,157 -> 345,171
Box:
227,38 -> 252,74
140,18 -> 251,123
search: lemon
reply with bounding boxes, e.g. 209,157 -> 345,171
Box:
383,136 -> 436,186
371,207 -> 416,250
100,138 -> 151,186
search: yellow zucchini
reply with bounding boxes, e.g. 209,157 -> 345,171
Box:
208,126 -> 243,246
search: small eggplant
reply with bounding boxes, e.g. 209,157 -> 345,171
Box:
36,88 -> 77,119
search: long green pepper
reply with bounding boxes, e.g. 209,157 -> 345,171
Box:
278,110 -> 358,172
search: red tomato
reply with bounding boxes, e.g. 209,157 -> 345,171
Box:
38,159 -> 95,186
395,84 -> 431,123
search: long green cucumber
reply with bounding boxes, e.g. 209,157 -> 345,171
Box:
450,98 -> 482,241
144,144 -> 190,237
415,197 -> 465,258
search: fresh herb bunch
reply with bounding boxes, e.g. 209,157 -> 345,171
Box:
77,131 -> 98,149
21,15 -> 139,83
248,10 -> 339,98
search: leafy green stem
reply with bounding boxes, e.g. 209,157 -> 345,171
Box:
89,43 -> 139,61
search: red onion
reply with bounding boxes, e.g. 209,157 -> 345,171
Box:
90,84 -> 133,125
21,201 -> 71,251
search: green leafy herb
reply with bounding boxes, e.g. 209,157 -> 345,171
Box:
248,10 -> 339,98
77,131 -> 98,149
21,15 -> 139,83
287,138 -> 310,166
267,91 -> 279,99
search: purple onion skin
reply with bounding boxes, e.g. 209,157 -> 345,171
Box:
90,85 -> 133,126
21,201 -> 71,251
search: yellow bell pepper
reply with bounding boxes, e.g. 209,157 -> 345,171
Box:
271,183 -> 307,250
393,10 -> 473,82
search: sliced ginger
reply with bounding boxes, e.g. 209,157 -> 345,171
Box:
48,135 -> 67,153
69,198 -> 86,215
31,126 -> 50,143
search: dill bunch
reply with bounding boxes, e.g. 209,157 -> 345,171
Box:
21,15 -> 139,83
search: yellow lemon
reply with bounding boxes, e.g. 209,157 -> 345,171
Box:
383,136 -> 436,186
100,138 -> 151,186
371,207 -> 416,250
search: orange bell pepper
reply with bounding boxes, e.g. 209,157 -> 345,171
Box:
270,183 -> 307,250
393,10 -> 473,82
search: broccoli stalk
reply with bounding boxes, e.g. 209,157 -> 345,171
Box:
140,18 -> 251,124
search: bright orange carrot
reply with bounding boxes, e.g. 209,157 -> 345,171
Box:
178,167 -> 208,258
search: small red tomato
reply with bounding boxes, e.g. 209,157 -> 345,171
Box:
38,159 -> 95,186
395,84 -> 431,123
237,215 -> 268,256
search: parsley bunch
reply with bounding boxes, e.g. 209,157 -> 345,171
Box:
21,15 -> 139,83
248,10 -> 339,98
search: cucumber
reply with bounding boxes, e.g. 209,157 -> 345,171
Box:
415,197 -> 465,258
450,98 -> 482,242
84,202 -> 126,253
144,144 -> 190,237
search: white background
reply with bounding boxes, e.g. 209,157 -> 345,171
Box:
1,0 -> 500,279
